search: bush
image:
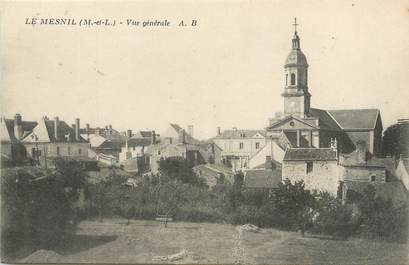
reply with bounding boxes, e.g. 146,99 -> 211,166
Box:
1,164 -> 85,259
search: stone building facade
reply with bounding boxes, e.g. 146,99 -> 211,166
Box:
282,147 -> 340,195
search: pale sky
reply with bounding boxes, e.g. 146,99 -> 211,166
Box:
1,0 -> 408,139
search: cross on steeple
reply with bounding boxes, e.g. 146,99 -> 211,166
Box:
293,17 -> 298,33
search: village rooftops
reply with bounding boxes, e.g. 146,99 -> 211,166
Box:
214,129 -> 267,139
283,148 -> 338,161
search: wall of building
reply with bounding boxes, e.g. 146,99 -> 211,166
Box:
340,166 -> 386,182
282,160 -> 340,195
1,142 -> 12,159
24,142 -> 90,158
344,130 -> 372,153
213,137 -> 267,158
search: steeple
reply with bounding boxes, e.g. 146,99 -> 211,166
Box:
282,18 -> 311,118
292,18 -> 300,50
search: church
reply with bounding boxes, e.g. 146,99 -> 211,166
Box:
267,20 -> 383,156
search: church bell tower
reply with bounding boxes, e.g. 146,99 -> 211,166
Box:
282,18 -> 311,118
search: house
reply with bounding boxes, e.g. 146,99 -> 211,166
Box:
118,129 -> 155,173
339,140 -> 397,183
193,164 -> 227,189
21,116 -> 90,168
266,21 -> 382,156
80,124 -> 127,164
1,114 -> 37,165
147,142 -> 205,173
146,124 -> 212,173
243,169 -> 282,190
212,128 -> 268,170
282,145 -> 340,195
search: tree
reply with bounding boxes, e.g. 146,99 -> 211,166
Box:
158,157 -> 206,187
271,179 -> 316,236
383,123 -> 400,158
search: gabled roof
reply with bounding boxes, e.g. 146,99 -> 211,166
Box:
169,123 -> 183,132
136,131 -> 153,138
3,119 -> 38,142
244,169 -> 282,189
214,129 -> 267,140
128,138 -> 152,146
327,109 -> 380,130
283,148 -> 338,161
24,119 -> 87,143
309,108 -> 343,131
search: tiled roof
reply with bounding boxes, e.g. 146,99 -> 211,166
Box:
128,138 -> 153,146
214,129 -> 267,140
309,108 -> 343,131
43,120 -> 87,142
169,123 -> 183,132
244,169 -> 282,189
283,148 -> 338,161
138,131 -> 153,138
4,119 -> 38,141
327,109 -> 380,130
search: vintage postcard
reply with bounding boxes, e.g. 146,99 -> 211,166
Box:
1,0 -> 408,264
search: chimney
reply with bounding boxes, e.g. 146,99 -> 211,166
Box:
355,140 -> 367,163
54,117 -> 59,141
95,128 -> 100,136
151,130 -> 156,144
75,118 -> 80,141
217,126 -> 221,136
109,124 -> 112,135
86,123 -> 90,134
14,114 -> 23,140
126,129 -> 132,139
179,130 -> 186,144
187,125 -> 194,137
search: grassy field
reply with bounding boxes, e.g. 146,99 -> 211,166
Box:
20,219 -> 409,264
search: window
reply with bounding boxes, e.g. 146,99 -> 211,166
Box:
371,175 -> 376,182
291,73 -> 296,85
286,74 -> 288,86
78,148 -> 82,155
255,142 -> 260,149
56,146 -> 60,156
68,146 -> 71,155
239,142 -> 244,149
158,150 -> 161,155
306,162 -> 313,173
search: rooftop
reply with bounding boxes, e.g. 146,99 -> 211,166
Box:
283,148 -> 338,161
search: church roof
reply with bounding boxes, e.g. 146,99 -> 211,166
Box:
327,109 -> 380,130
284,148 -> 338,161
309,108 -> 343,131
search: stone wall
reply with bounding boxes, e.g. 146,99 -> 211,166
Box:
282,160 -> 340,195
340,166 -> 386,182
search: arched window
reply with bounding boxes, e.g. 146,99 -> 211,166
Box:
286,74 -> 288,86
371,175 -> 376,182
291,73 -> 296,85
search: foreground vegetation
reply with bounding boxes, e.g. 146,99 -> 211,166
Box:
86,158 -> 409,242
2,157 -> 408,261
